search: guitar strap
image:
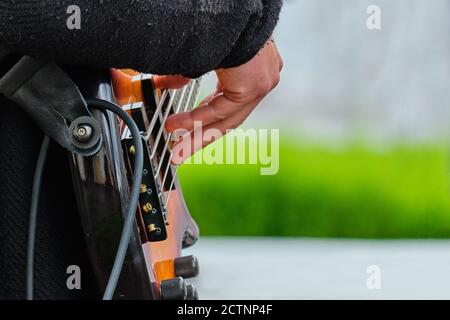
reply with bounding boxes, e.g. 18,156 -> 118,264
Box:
0,55 -> 102,156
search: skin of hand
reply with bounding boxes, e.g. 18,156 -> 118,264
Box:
164,38 -> 283,164
153,75 -> 190,89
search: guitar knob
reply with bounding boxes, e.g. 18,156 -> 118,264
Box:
182,229 -> 198,249
186,284 -> 199,300
174,255 -> 200,279
160,277 -> 187,300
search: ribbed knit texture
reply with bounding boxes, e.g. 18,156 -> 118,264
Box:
0,0 -> 282,76
0,97 -> 98,299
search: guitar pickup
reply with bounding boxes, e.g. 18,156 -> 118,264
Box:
121,102 -> 150,133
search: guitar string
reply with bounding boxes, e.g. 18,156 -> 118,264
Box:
150,81 -> 194,162
153,88 -> 175,136
160,81 -> 195,151
159,80 -> 199,187
150,85 -> 189,160
146,87 -> 179,143
153,82 -> 196,178
154,87 -> 178,143
146,89 -> 171,139
147,82 -> 192,169
131,76 -> 199,209
161,80 -> 201,207
157,80 -> 197,163
144,89 -> 171,140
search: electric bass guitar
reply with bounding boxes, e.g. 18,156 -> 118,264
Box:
68,67 -> 201,300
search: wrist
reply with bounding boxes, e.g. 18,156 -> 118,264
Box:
218,0 -> 282,70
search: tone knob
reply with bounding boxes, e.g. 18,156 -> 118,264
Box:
174,255 -> 200,279
186,284 -> 199,300
160,277 -> 187,300
182,229 -> 198,249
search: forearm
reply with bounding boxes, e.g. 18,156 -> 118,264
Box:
0,0 -> 282,76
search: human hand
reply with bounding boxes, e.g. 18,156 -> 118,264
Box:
165,38 -> 283,164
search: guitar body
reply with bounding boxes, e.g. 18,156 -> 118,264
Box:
67,67 -> 200,300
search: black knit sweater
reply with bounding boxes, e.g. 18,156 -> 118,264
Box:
0,0 -> 282,76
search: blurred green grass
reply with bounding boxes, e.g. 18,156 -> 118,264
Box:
178,139 -> 450,238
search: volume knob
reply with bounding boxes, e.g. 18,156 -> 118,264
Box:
160,277 -> 187,300
186,284 -> 199,300
174,255 -> 200,279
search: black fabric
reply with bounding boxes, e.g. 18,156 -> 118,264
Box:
0,57 -> 103,156
0,0 -> 282,77
0,96 -> 99,299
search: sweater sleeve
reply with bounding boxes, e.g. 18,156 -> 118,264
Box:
0,0 -> 282,76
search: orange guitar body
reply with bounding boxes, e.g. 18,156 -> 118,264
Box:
110,69 -> 200,298
69,67 -> 200,299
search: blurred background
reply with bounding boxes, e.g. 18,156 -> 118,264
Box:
180,0 -> 450,299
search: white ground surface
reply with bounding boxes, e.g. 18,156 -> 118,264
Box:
184,238 -> 450,300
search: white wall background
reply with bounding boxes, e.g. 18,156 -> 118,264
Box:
204,0 -> 450,144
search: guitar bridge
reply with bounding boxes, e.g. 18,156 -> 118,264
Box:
124,137 -> 168,242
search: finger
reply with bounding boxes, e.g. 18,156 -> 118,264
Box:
204,100 -> 258,135
198,86 -> 223,108
278,54 -> 284,72
171,103 -> 258,165
153,75 -> 190,89
268,38 -> 283,72
216,80 -> 223,93
165,93 -> 246,133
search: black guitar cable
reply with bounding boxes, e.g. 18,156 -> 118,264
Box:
26,135 -> 50,300
26,98 -> 144,300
